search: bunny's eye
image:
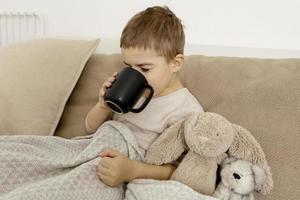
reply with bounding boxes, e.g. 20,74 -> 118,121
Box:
216,133 -> 219,136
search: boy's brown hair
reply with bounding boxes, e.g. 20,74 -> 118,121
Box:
120,6 -> 185,62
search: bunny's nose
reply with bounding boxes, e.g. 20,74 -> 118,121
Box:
233,173 -> 240,179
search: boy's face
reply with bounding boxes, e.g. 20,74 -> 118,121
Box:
121,47 -> 180,98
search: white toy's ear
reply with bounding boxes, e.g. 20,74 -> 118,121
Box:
145,119 -> 186,165
222,156 -> 237,166
252,164 -> 267,193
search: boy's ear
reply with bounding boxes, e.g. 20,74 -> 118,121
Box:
170,54 -> 184,73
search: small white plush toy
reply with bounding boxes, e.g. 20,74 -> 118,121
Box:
213,157 -> 267,200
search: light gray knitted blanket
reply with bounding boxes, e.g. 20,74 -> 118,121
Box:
125,179 -> 219,200
0,121 -> 143,200
0,120 -> 217,200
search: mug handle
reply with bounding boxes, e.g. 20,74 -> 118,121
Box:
130,85 -> 154,113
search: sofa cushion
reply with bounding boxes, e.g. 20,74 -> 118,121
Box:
0,38 -> 99,135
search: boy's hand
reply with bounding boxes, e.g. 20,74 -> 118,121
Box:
97,149 -> 137,187
97,72 -> 118,110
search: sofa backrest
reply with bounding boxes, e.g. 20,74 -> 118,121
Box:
55,53 -> 300,200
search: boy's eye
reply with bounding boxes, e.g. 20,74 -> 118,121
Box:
140,68 -> 149,72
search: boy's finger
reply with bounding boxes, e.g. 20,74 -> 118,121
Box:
99,87 -> 104,93
103,82 -> 112,88
99,160 -> 110,169
99,151 -> 111,157
97,171 -> 109,181
98,166 -> 110,176
99,88 -> 105,97
99,156 -> 113,165
108,77 -> 115,82
99,149 -> 121,158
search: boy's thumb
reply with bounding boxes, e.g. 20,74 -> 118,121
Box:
99,149 -> 121,158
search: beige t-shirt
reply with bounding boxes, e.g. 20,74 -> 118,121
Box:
86,88 -> 203,155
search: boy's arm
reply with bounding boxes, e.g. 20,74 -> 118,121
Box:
86,72 -> 118,133
98,149 -> 176,187
86,102 -> 112,132
132,159 -> 176,180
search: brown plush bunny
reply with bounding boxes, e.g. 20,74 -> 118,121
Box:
145,112 -> 235,195
145,112 -> 273,196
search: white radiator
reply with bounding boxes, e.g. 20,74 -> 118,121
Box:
0,12 -> 45,47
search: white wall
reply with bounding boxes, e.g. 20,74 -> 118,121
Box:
1,0 -> 300,55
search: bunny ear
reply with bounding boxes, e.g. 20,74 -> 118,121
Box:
145,119 -> 186,165
230,124 -> 273,194
229,124 -> 266,165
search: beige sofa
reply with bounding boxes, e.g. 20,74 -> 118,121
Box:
1,39 -> 299,199
56,53 -> 299,200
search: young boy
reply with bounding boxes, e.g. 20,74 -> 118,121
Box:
85,6 -> 203,187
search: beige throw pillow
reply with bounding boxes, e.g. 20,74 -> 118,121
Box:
54,54 -> 123,139
0,38 -> 99,135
